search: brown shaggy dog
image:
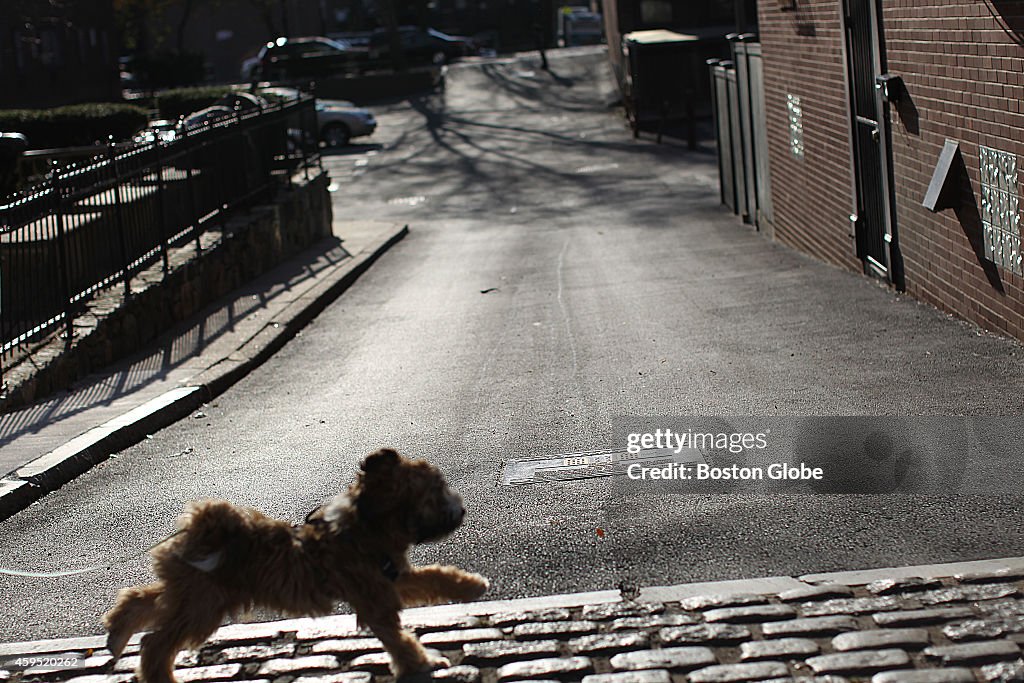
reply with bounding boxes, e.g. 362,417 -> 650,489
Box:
103,449 -> 489,683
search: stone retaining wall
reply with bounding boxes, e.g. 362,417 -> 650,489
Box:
0,172 -> 332,413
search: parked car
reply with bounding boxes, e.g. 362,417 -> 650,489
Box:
132,119 -> 179,145
181,105 -> 236,131
367,27 -> 476,64
248,36 -> 364,82
260,87 -> 376,147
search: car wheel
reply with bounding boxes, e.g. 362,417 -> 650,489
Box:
322,123 -> 352,147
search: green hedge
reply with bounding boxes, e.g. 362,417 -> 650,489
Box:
154,86 -> 237,120
0,103 -> 150,149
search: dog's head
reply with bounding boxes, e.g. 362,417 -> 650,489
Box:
324,448 -> 466,543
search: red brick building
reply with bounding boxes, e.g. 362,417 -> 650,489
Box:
755,1 -> 1024,340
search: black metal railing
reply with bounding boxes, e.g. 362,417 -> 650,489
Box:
0,94 -> 321,386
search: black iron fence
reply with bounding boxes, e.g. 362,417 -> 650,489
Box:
0,94 -> 320,386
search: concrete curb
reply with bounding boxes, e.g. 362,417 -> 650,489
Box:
1,554 -> 1022,657
0,225 -> 409,523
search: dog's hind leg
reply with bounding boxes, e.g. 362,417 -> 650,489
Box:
103,583 -> 163,660
395,565 -> 489,607
138,595 -> 224,683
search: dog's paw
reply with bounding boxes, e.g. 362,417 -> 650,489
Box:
393,652 -> 450,681
462,572 -> 489,600
426,653 -> 451,670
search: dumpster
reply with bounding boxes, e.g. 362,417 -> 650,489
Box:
621,29 -> 727,147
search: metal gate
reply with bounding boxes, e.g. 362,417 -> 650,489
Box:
844,0 -> 899,283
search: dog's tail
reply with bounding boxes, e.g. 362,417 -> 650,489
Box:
103,583 -> 161,659
155,500 -> 254,577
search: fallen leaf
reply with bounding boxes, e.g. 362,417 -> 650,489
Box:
596,527 -> 605,539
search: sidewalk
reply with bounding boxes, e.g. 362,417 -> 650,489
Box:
1,557 -> 1023,683
0,218 -> 408,520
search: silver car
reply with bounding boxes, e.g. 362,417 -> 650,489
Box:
260,87 -> 376,147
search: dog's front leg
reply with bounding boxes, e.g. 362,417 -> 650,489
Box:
351,591 -> 449,678
395,564 -> 489,607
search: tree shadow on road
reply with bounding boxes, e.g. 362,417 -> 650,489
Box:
357,58 -> 717,225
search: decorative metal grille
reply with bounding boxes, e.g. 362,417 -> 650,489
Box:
787,93 -> 804,159
979,145 -> 1022,275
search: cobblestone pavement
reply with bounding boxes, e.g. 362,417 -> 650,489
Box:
3,562 -> 1024,683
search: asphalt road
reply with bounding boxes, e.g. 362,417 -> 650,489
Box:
2,49 -> 1024,641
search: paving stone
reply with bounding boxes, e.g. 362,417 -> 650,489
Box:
581,603 -> 665,620
214,644 -> 295,662
609,646 -> 717,672
703,604 -> 796,624
981,658 -> 1024,682
293,674 -> 370,683
943,617 -> 1024,642
761,616 -> 859,638
778,585 -> 854,602
687,661 -> 790,682
658,624 -> 751,646
295,623 -> 360,641
496,656 -> 593,681
256,655 -> 340,676
583,671 -> 671,683
923,640 -> 1021,665
800,597 -> 901,617
462,640 -> 562,666
872,607 -> 975,627
805,649 -> 911,675
739,637 -> 819,660
831,628 -> 930,651
871,669 -> 976,683
410,616 -> 485,633
978,601 -> 1024,617
489,609 -> 572,626
568,632 -> 649,655
174,664 -> 245,682
347,649 -> 444,674
865,577 -> 944,596
679,594 -> 769,611
63,676 -> 133,683
420,628 -> 506,646
431,665 -> 482,683
955,568 -> 1024,584
609,614 -> 701,631
513,621 -> 599,640
118,653 -> 202,674
917,584 -> 1019,605
308,638 -> 382,657
209,625 -> 298,645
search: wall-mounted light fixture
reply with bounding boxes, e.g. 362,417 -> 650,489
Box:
875,73 -> 905,104
777,0 -> 796,10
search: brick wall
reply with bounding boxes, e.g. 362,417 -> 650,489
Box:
883,0 -> 1024,340
755,0 -> 1024,341
757,0 -> 859,272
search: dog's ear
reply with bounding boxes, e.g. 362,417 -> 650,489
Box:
361,448 -> 400,473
